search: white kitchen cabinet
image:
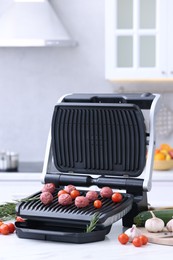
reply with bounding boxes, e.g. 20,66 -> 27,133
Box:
105,0 -> 173,81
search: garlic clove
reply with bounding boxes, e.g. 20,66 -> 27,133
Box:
166,217 -> 173,232
125,224 -> 142,242
145,211 -> 164,233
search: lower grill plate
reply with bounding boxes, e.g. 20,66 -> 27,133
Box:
15,189 -> 133,243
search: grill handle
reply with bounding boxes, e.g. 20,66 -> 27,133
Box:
45,173 -> 144,193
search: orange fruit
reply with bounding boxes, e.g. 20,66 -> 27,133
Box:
160,149 -> 168,155
155,149 -> 160,154
160,143 -> 172,152
154,152 -> 166,161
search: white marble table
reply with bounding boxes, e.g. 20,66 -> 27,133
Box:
0,219 -> 172,260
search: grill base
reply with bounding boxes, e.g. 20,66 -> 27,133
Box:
15,189 -> 133,243
15,221 -> 111,243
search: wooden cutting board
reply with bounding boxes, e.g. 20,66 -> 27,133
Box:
139,227 -> 173,246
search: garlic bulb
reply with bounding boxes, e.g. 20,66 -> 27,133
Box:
124,224 -> 142,242
166,217 -> 173,231
145,211 -> 164,232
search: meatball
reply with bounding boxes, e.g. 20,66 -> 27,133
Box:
40,191 -> 53,205
42,183 -> 56,194
58,193 -> 73,206
85,191 -> 98,202
100,186 -> 113,198
64,184 -> 76,194
75,196 -> 89,208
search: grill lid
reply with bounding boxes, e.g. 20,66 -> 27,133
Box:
51,103 -> 146,177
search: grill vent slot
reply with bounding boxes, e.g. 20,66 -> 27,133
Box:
52,104 -> 146,176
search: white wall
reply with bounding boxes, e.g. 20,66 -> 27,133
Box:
0,0 -> 114,161
0,0 -> 172,162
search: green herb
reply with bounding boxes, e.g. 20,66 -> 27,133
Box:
0,196 -> 40,221
0,202 -> 17,221
16,196 -> 40,203
86,213 -> 100,233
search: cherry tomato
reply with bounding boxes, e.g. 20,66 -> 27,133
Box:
0,221 -> 3,233
7,223 -> 15,233
16,216 -> 25,222
118,233 -> 129,244
57,189 -> 68,197
70,189 -> 80,199
112,192 -> 123,203
132,237 -> 142,247
0,224 -> 10,235
93,200 -> 102,208
139,235 -> 148,245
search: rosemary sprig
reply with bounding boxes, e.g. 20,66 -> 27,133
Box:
0,196 -> 40,221
15,196 -> 40,203
0,202 -> 17,221
86,213 -> 100,233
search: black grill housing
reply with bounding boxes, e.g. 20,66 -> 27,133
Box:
15,93 -> 160,243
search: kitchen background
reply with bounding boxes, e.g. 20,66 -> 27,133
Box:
0,0 -> 173,163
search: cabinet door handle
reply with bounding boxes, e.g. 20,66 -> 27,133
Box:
161,71 -> 166,75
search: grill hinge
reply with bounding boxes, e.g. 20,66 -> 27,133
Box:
45,173 -> 144,193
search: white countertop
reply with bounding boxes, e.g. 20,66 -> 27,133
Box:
0,172 -> 41,181
0,220 -> 172,260
152,170 -> 173,181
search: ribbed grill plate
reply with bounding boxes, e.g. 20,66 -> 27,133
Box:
16,189 -> 133,228
51,103 -> 146,177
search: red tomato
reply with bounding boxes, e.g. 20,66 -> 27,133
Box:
7,223 -> 15,233
0,221 -> 3,233
70,189 -> 80,199
0,224 -> 10,235
57,189 -> 68,197
93,200 -> 102,208
118,233 -> 129,245
112,192 -> 123,203
139,235 -> 148,245
16,216 -> 25,222
132,237 -> 142,247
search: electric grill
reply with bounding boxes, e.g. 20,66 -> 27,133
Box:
15,93 -> 161,243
